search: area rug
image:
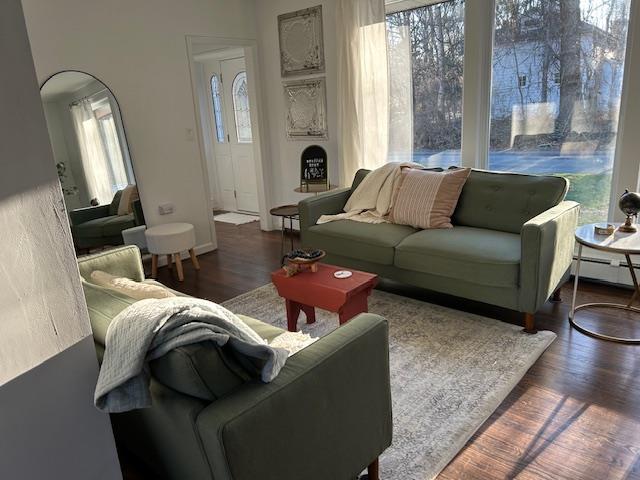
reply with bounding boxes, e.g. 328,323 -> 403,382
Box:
222,284 -> 556,480
213,212 -> 260,225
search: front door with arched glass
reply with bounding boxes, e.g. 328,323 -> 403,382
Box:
211,56 -> 259,213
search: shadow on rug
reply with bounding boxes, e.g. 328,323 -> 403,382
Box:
222,285 -> 556,480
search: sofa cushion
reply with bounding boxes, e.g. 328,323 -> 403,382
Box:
307,220 -> 418,265
452,170 -> 568,234
395,226 -> 521,287
390,168 -> 470,229
74,213 -> 135,238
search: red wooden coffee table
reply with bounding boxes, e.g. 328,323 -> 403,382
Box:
271,263 -> 378,332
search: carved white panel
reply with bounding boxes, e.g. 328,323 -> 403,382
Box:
283,78 -> 328,140
278,5 -> 325,77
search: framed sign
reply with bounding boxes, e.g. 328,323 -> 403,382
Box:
278,5 -> 325,77
300,145 -> 328,190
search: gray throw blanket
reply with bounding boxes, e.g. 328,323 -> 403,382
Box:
95,297 -> 288,413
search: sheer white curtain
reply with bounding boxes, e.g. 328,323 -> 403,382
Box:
337,0 -> 390,186
70,97 -> 128,205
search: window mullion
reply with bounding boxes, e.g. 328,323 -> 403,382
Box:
460,0 -> 495,169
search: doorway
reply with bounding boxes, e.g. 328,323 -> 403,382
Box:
190,41 -> 264,223
213,55 -> 259,213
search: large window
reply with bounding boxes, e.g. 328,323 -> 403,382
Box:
385,0 -> 634,224
488,0 -> 631,224
386,0 -> 465,168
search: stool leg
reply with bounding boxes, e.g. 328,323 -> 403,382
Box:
174,253 -> 184,281
166,254 -> 173,270
189,248 -> 200,270
151,254 -> 158,278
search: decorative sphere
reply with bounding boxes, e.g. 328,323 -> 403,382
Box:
619,189 -> 640,216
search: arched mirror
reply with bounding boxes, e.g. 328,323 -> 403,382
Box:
40,71 -> 144,252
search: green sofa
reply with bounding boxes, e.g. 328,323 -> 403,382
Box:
70,190 -> 145,250
299,169 -> 580,332
78,246 -> 392,480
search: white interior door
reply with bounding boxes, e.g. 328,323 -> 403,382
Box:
216,56 -> 258,213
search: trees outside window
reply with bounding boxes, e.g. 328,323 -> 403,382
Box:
386,0 -> 465,168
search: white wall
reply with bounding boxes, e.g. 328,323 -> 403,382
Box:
255,0 -> 339,210
0,0 -> 120,477
21,0 -> 258,248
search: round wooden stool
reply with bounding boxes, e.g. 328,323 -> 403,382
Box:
270,205 -> 299,257
145,223 -> 199,281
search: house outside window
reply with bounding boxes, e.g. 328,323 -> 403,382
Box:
385,0 -> 633,225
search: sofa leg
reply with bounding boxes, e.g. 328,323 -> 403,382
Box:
523,313 -> 537,334
367,458 -> 379,480
552,288 -> 562,302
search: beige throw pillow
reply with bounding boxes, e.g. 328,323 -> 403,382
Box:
90,270 -> 175,300
117,185 -> 139,216
390,168 -> 471,229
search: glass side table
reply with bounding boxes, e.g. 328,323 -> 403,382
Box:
570,223 -> 640,344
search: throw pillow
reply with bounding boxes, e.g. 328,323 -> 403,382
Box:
90,270 -> 175,300
117,185 -> 139,216
390,167 -> 471,229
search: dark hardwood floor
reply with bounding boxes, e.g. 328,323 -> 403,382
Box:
135,220 -> 640,480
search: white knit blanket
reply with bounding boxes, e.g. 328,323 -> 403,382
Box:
317,162 -> 422,224
94,297 -> 315,413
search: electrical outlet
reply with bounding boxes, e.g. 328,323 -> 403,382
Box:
158,203 -> 174,215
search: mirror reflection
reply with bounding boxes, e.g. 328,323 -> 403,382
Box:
40,71 -> 144,253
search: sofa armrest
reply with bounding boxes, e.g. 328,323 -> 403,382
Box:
520,201 -> 580,313
77,245 -> 146,283
196,314 -> 392,480
298,187 -> 351,235
69,204 -> 111,226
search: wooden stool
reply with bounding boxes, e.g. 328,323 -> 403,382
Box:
145,223 -> 199,281
269,204 -> 299,257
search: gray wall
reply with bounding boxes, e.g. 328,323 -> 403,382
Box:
0,0 -> 121,477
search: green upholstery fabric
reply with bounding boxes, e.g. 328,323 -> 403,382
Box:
307,220 -> 418,265
299,187 -> 351,232
109,190 -> 123,216
69,205 -> 111,226
78,245 -> 146,283
322,252 -> 522,311
109,374 -> 214,480
395,227 -> 521,287
520,201 -> 580,313
70,189 -> 141,249
81,246 -> 392,479
197,314 -> 392,480
74,213 -> 135,238
299,169 -> 579,316
452,169 -> 568,234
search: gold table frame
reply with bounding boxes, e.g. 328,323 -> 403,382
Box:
570,228 -> 640,344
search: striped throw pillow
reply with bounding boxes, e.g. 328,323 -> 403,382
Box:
390,168 -> 471,229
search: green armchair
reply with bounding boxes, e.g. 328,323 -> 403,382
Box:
78,246 -> 392,480
70,189 -> 145,250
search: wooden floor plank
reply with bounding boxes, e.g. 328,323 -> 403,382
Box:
123,221 -> 640,480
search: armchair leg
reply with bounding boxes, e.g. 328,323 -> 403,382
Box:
523,313 -> 537,334
552,288 -> 562,302
367,458 -> 379,480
